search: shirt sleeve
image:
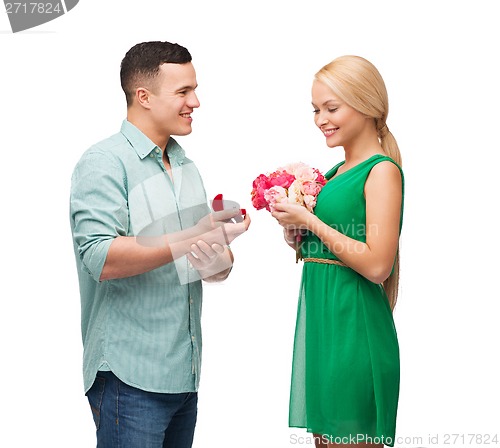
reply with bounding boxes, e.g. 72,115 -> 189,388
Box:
70,150 -> 128,282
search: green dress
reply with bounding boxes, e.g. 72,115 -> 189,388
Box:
289,154 -> 404,446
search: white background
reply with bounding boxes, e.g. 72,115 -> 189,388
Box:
1,1 -> 499,447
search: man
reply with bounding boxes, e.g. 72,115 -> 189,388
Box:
70,41 -> 250,448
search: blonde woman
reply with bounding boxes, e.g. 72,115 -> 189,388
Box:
272,56 -> 403,447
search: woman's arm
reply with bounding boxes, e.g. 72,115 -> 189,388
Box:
272,161 -> 402,283
283,228 -> 303,249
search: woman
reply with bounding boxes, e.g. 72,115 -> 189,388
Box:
271,56 -> 404,447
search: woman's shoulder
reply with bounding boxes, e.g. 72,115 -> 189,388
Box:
369,156 -> 403,180
365,158 -> 404,195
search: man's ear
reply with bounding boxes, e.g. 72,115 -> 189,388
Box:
135,87 -> 151,109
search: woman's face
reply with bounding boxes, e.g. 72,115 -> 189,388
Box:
311,80 -> 369,149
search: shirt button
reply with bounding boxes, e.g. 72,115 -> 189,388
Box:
150,153 -> 154,158
155,148 -> 160,153
191,336 -> 196,341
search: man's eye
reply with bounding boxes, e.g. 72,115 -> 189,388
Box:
328,108 -> 338,113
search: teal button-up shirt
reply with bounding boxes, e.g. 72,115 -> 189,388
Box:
70,120 -> 209,394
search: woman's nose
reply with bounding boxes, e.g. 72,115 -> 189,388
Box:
315,111 -> 328,126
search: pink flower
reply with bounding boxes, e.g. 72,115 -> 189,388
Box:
268,170 -> 295,189
251,192 -> 268,211
251,174 -> 272,210
252,173 -> 271,191
251,162 -> 326,214
264,186 -> 288,211
302,181 -> 322,196
314,169 -> 327,186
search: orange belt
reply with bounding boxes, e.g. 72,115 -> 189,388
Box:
303,257 -> 347,267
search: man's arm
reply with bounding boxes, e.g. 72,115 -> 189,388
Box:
71,150 -> 250,282
100,213 -> 249,281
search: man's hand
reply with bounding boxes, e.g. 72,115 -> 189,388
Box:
187,241 -> 234,281
195,209 -> 251,247
185,208 -> 249,282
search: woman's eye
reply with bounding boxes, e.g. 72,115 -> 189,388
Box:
312,107 -> 337,114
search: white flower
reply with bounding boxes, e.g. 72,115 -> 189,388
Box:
283,162 -> 308,174
303,194 -> 317,212
287,180 -> 304,206
293,165 -> 317,183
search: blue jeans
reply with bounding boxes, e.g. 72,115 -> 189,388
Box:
86,370 -> 198,448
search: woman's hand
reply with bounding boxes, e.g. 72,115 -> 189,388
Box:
270,202 -> 314,231
272,204 -> 312,260
282,227 -> 306,249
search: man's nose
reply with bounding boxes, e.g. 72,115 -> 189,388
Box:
188,91 -> 200,108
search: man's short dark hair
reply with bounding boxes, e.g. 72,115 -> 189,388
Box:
120,41 -> 192,106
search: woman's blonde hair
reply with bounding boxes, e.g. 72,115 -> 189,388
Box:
315,55 -> 402,310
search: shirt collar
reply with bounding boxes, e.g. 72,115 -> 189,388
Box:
120,120 -> 186,166
165,137 -> 186,167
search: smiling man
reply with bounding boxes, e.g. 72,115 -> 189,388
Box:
70,41 -> 250,448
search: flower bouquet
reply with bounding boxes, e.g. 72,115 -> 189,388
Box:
251,162 -> 327,261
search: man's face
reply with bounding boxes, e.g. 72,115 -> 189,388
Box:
148,62 -> 200,138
